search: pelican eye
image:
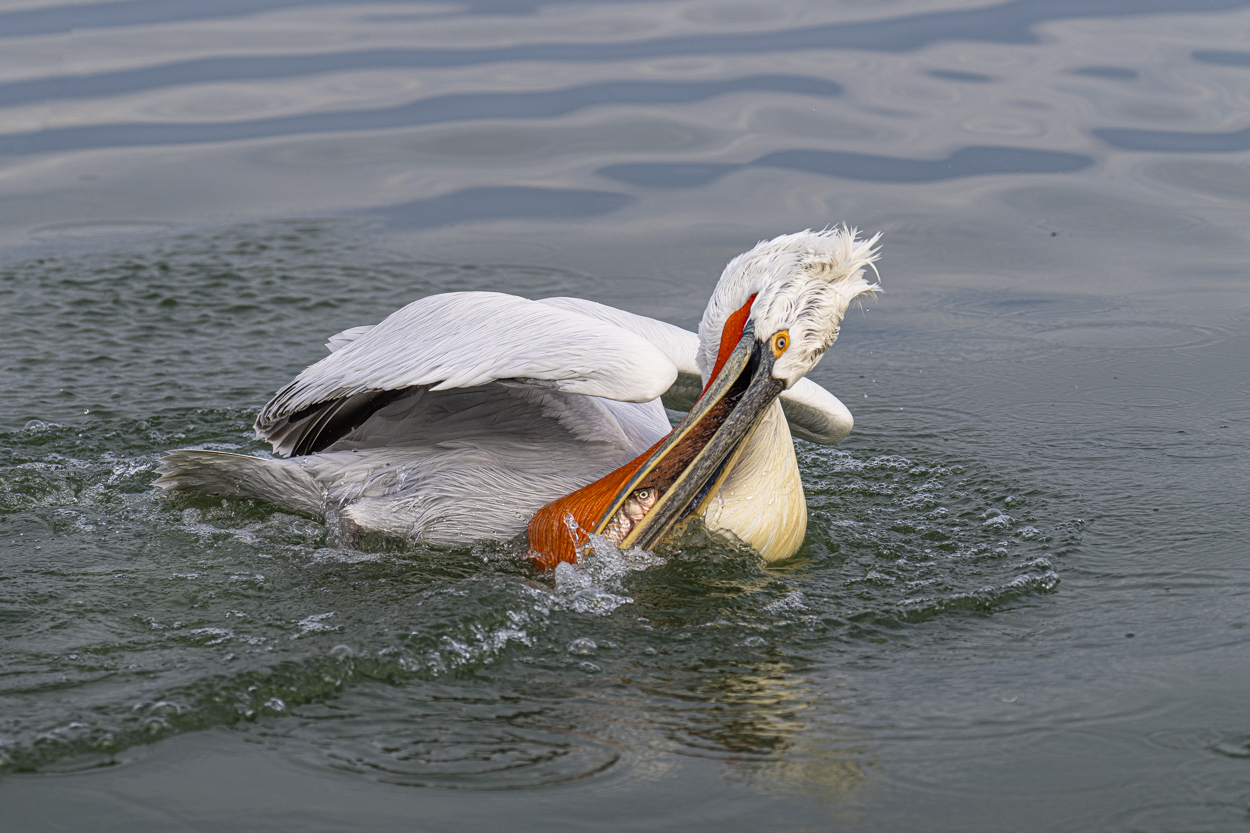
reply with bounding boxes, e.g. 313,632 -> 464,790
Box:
770,330 -> 790,358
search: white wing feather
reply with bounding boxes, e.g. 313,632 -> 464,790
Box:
777,378 -> 854,444
326,325 -> 374,352
538,296 -> 853,444
259,292 -> 679,432
538,296 -> 703,411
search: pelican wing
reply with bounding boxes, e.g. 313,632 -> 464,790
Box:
538,296 -> 853,445
257,292 -> 677,455
776,379 -> 853,444
537,297 -> 702,411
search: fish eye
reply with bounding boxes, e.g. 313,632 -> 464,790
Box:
771,330 -> 790,358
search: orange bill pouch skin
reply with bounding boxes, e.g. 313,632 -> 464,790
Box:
525,294 -> 757,569
526,439 -> 661,568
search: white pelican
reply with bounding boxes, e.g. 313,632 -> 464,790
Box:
156,228 -> 880,568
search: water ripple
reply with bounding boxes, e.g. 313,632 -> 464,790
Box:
1191,49 -> 1250,66
599,145 -> 1094,187
6,0 -> 1247,55
0,74 -> 840,156
1093,124 -> 1250,153
368,186 -> 633,231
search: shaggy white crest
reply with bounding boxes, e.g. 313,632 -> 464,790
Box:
697,227 -> 882,388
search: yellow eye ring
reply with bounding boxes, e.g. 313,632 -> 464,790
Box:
771,330 -> 790,358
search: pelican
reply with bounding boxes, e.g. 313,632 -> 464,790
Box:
156,228 -> 880,567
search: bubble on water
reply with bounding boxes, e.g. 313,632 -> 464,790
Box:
982,512 -> 1014,528
145,700 -> 190,718
21,419 -> 63,434
1013,570 -> 1060,593
567,637 -> 597,655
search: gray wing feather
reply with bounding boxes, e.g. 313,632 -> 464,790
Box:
155,450 -> 324,515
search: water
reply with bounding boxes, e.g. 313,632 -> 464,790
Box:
1,1 -> 1248,830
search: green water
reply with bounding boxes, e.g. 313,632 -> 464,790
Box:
2,224 -> 1066,780
3,1 -> 1250,830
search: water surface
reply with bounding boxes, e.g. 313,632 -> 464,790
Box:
2,1 -> 1249,830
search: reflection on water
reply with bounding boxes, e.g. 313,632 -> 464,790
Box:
2,0 -> 1250,830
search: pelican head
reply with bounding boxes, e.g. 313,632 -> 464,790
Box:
698,227 -> 882,391
528,227 -> 880,566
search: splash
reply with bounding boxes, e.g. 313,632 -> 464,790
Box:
551,533 -> 666,616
